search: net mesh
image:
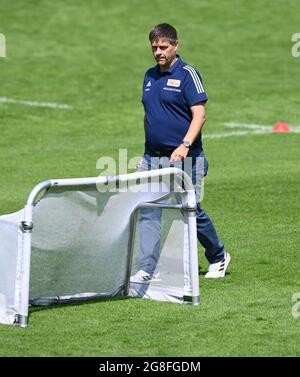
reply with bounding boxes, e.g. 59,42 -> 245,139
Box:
129,206 -> 187,302
0,177 -> 192,323
29,182 -> 187,304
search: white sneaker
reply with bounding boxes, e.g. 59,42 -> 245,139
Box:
130,270 -> 161,283
205,252 -> 231,278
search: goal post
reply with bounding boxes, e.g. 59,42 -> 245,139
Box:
0,168 -> 200,327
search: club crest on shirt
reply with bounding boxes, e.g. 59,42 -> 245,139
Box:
167,79 -> 181,88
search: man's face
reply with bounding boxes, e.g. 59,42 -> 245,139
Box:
151,38 -> 178,70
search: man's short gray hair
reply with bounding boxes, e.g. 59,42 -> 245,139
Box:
149,23 -> 178,45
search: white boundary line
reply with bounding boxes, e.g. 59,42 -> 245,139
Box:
224,121 -> 300,132
203,129 -> 271,139
0,97 -> 298,137
203,122 -> 300,140
0,97 -> 72,109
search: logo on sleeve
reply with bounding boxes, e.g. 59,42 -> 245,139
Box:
167,79 -> 181,87
146,81 -> 152,87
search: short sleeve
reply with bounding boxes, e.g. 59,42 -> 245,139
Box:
142,74 -> 147,92
182,66 -> 208,107
141,73 -> 147,102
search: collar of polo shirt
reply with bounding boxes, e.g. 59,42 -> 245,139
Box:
156,54 -> 181,74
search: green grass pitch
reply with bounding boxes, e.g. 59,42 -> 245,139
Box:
0,0 -> 299,356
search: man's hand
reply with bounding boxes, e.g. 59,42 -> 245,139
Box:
170,144 -> 189,161
170,102 -> 206,161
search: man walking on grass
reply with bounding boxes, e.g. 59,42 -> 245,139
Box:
131,23 -> 230,282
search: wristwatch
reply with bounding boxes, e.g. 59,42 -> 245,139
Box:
182,140 -> 191,148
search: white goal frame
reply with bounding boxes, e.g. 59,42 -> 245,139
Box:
2,168 -> 200,327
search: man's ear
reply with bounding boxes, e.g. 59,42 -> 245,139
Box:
175,41 -> 179,51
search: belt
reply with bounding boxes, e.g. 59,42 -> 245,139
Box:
145,144 -> 175,157
151,148 -> 174,157
145,147 -> 199,158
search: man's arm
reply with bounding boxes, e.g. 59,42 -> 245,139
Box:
170,102 -> 206,161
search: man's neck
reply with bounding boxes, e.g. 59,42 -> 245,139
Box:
160,56 -> 178,72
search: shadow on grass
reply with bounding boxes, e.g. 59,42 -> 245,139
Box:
29,295 -> 133,314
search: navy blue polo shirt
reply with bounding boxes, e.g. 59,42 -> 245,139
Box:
142,56 -> 208,152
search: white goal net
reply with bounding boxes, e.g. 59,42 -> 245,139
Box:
0,168 -> 200,327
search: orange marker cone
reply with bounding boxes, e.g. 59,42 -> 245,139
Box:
272,121 -> 290,133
